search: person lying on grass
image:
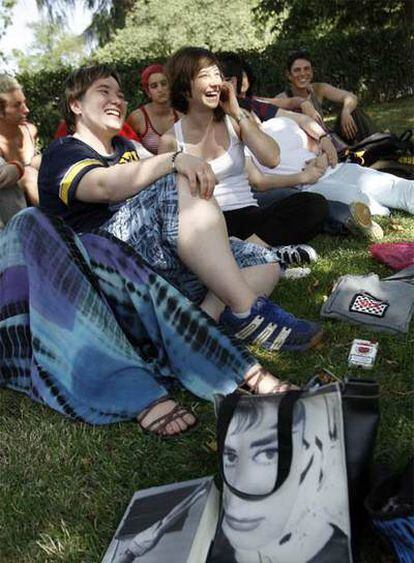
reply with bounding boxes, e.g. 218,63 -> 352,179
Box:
218,53 -> 413,228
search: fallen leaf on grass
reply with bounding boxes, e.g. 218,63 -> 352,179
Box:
206,440 -> 217,452
389,221 -> 404,232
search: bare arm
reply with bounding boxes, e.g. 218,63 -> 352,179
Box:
126,108 -> 146,136
276,109 -> 338,167
76,151 -> 215,203
277,108 -> 325,139
19,166 -> 39,205
30,153 -> 42,170
314,82 -> 358,139
315,82 -> 358,110
220,82 -> 279,168
246,157 -> 326,192
0,162 -> 21,189
158,131 -> 178,155
255,95 -> 306,112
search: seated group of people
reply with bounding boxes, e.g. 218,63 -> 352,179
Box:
0,47 -> 413,438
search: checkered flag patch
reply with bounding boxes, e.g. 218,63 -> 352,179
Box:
350,292 -> 389,317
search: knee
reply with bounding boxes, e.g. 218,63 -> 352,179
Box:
300,192 -> 329,222
178,177 -> 223,229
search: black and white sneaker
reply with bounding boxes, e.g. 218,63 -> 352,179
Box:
272,244 -> 318,267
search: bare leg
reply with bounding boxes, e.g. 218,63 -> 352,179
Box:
243,364 -> 297,393
201,262 -> 280,320
177,176 -> 279,314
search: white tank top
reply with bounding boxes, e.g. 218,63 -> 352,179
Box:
248,117 -> 337,184
174,115 -> 257,211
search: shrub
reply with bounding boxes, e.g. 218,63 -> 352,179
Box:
18,26 -> 412,147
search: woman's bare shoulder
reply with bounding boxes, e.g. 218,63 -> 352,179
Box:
126,107 -> 146,132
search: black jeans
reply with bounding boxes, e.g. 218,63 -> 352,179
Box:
254,188 -> 355,236
224,192 -> 328,246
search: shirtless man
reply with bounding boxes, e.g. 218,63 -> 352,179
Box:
275,49 -> 375,144
0,74 -> 40,214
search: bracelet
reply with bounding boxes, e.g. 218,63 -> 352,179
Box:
9,160 -> 24,180
319,133 -> 329,142
171,147 -> 183,172
234,111 -> 248,125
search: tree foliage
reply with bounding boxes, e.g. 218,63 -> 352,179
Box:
254,0 -> 414,36
94,0 -> 276,63
0,0 -> 16,62
34,0 -> 134,46
11,19 -> 86,72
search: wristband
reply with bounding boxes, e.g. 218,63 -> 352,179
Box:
171,147 -> 183,172
9,160 -> 24,180
234,111 -> 248,125
319,133 -> 329,142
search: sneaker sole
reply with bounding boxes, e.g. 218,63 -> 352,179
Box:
348,202 -> 384,241
300,244 -> 318,263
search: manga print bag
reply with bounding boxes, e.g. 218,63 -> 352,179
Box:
208,384 -> 353,563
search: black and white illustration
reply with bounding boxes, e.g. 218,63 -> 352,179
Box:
209,389 -> 352,563
102,477 -> 216,563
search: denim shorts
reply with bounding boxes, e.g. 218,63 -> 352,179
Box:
103,173 -> 280,303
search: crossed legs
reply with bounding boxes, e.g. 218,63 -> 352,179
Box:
176,175 -> 280,320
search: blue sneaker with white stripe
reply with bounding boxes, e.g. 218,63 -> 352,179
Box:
220,296 -> 323,352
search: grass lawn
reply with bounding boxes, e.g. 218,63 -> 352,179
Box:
1,97 -> 413,563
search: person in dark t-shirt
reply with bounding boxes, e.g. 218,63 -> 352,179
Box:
39,63 -> 321,405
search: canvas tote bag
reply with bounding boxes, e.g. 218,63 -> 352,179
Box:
208,384 -> 353,563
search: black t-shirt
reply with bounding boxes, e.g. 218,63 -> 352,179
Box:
38,135 -> 139,232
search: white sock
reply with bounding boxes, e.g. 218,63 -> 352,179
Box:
232,309 -> 252,319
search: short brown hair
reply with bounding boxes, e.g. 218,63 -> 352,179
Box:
166,46 -> 224,119
63,64 -> 121,133
0,74 -> 22,115
286,49 -> 313,72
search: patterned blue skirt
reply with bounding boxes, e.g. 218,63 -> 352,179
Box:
103,173 -> 280,303
0,209 -> 257,424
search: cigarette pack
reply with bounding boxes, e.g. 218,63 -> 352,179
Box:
348,339 -> 378,369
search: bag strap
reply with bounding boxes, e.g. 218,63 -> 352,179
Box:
398,129 -> 412,144
216,390 -> 303,500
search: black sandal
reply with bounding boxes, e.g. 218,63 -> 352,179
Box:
137,398 -> 197,437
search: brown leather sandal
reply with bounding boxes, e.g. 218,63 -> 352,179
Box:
137,398 -> 197,437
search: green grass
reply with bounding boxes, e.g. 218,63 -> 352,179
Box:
1,97 -> 413,562
365,96 -> 414,136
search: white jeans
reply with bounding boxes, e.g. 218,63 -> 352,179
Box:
304,163 -> 414,216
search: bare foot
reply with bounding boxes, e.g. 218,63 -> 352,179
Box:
243,365 -> 297,394
137,399 -> 197,436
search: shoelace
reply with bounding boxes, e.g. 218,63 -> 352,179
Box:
275,246 -> 306,265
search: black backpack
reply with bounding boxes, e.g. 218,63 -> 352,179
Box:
339,130 -> 414,179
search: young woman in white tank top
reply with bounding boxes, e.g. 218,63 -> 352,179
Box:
160,47 -> 328,250
158,47 -> 325,374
